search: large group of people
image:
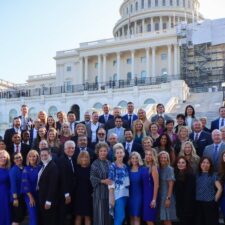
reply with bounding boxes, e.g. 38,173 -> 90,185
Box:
1,103 -> 225,225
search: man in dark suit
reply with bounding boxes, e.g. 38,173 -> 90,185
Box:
29,119 -> 41,147
200,117 -> 211,133
19,104 -> 33,131
58,140 -> 76,225
203,129 -> 225,172
122,102 -> 138,128
7,132 -> 30,165
74,136 -> 95,163
4,116 -> 22,148
211,106 -> 225,132
189,120 -> 212,157
67,111 -> 77,136
151,103 -> 172,123
123,129 -> 144,164
99,104 -> 114,124
37,148 -> 59,225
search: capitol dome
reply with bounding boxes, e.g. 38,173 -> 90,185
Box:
113,0 -> 203,38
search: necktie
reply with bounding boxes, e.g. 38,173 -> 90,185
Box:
126,143 -> 131,153
194,133 -> 199,142
213,145 -> 219,164
69,158 -> 75,174
128,115 -> 132,127
16,145 -> 19,153
104,115 -> 108,122
221,119 -> 225,127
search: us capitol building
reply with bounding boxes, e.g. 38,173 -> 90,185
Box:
0,0 -> 225,134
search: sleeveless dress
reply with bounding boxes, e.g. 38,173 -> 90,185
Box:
128,167 -> 142,217
141,166 -> 157,222
0,168 -> 11,225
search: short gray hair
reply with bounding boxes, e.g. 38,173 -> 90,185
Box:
64,140 -> 75,149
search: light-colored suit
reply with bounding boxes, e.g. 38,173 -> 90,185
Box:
203,142 -> 225,172
107,127 -> 125,143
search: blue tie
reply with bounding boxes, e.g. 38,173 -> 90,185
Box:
221,119 -> 224,127
213,145 -> 219,165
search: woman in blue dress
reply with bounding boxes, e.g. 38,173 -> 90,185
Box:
9,152 -> 26,225
109,143 -> 130,225
0,150 -> 11,225
142,148 -> 159,225
21,150 -> 41,225
128,151 -> 143,225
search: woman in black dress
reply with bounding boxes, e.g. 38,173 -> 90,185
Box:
174,156 -> 196,225
74,151 -> 93,225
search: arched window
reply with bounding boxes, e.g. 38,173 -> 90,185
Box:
141,0 -> 145,8
9,109 -> 18,124
141,71 -> 147,80
48,106 -> 58,118
155,23 -> 159,31
71,104 -> 80,121
162,0 -> 166,6
155,0 -> 158,6
144,98 -> 156,105
148,0 -> 151,7
135,1 -> 138,10
113,73 -> 118,81
93,103 -> 103,109
28,107 -> 37,120
118,101 -> 128,108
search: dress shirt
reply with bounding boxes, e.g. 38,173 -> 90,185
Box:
14,143 -> 21,153
220,118 -> 225,129
91,122 -> 99,142
125,141 -> 133,154
33,128 -> 38,140
194,131 -> 202,142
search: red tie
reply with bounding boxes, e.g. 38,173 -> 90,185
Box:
16,145 -> 19,153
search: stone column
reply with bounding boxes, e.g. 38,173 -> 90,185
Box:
103,54 -> 107,83
116,52 -> 121,80
146,48 -> 150,77
79,57 -> 83,84
160,16 -> 163,30
131,50 -> 135,79
168,16 -> 171,29
98,55 -> 102,82
84,56 -> 88,82
168,45 -> 172,75
142,19 -> 145,33
151,47 -> 156,77
151,17 -> 154,31
134,21 -> 137,34
174,45 -> 178,75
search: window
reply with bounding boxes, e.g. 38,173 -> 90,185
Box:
161,53 -> 167,60
148,0 -> 151,7
135,1 -> 138,10
141,71 -> 147,79
183,0 -> 185,7
28,107 -> 36,120
161,68 -> 168,76
141,0 -> 145,8
127,72 -> 132,80
93,103 -> 102,109
118,100 -> 128,108
113,60 -> 117,66
130,4 -> 133,13
188,0 -> 190,8
127,7 -> 129,14
9,109 -> 18,124
155,0 -> 158,6
170,0 -> 173,6
177,0 -> 179,6
155,23 -> 159,31
144,98 -> 156,105
66,66 -> 72,72
127,58 -> 132,64
163,22 -> 167,29
141,56 -> 146,63
64,81 -> 72,92
147,24 -> 151,32
48,106 -> 58,118
95,63 -> 98,69
95,76 -> 98,83
113,73 -> 117,81
162,0 -> 166,6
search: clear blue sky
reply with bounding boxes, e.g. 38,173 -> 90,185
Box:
0,0 -> 224,83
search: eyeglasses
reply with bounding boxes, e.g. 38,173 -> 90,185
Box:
98,133 -> 105,136
14,156 -> 22,160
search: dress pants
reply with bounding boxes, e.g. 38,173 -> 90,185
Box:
114,197 -> 128,225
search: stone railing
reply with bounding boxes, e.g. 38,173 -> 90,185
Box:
28,73 -> 56,81
165,96 -> 179,113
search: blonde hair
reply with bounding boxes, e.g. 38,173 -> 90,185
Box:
0,150 -> 11,168
26,150 -> 40,166
37,111 -> 47,125
142,136 -> 153,146
178,126 -> 189,137
60,122 -> 72,136
47,128 -> 60,148
133,119 -> 146,137
158,151 -> 170,167
129,151 -> 144,166
77,151 -> 90,166
179,141 -> 200,161
144,148 -> 158,167
113,143 -> 125,153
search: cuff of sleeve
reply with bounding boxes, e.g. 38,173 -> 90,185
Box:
65,193 -> 70,198
45,201 -> 52,206
108,184 -> 115,189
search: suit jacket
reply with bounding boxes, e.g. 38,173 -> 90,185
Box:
122,114 -> 138,128
74,147 -> 96,163
99,114 -> 114,124
18,115 -> 33,130
38,160 -> 59,207
29,128 -> 38,147
58,153 -> 76,198
211,118 -> 220,132
8,143 -> 30,165
107,127 -> 125,143
151,114 -> 172,123
203,143 -> 225,171
105,118 -> 129,132
86,122 -> 104,142
189,131 -> 212,157
123,141 -> 144,164
4,128 -> 21,149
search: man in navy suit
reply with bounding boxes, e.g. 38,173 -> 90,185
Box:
189,120 -> 212,157
98,104 -> 114,124
123,129 -> 144,164
122,102 -> 138,128
19,104 -> 33,131
211,106 -> 225,132
203,129 -> 225,172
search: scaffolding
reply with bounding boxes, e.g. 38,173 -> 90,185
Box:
177,19 -> 225,91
